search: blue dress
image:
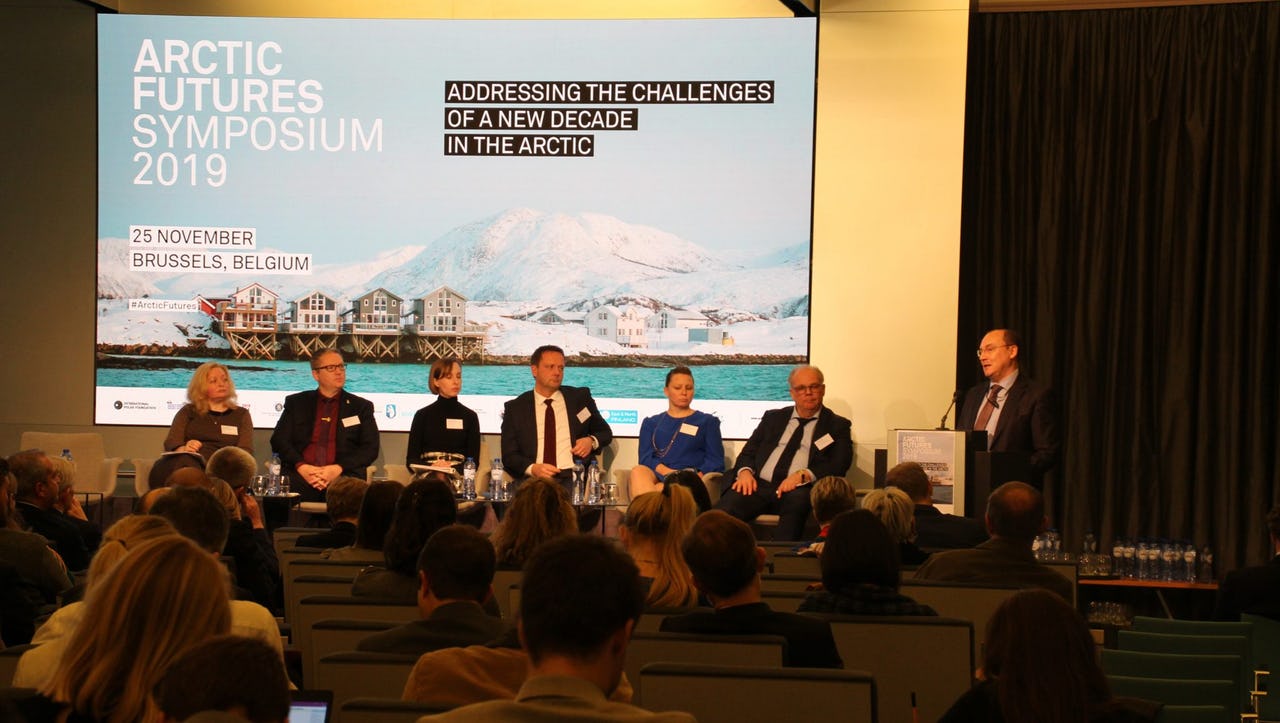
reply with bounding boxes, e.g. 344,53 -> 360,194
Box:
637,410 -> 725,475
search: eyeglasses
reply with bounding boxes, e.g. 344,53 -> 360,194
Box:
313,363 -> 346,373
975,344 -> 1010,357
791,383 -> 825,394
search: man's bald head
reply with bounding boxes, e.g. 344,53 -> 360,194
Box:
985,481 -> 1045,543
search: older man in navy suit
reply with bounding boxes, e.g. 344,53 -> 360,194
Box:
500,345 -> 613,495
716,365 -> 853,541
959,329 -> 1060,489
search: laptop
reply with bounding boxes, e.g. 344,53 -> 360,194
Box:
288,690 -> 333,723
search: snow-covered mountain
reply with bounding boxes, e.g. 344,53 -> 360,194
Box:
97,208 -> 809,319
369,208 -> 734,303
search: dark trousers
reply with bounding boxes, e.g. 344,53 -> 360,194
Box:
715,481 -> 812,541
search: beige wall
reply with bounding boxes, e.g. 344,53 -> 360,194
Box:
0,0 -> 967,488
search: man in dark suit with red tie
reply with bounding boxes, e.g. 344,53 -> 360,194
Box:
271,349 -> 381,503
500,345 -> 613,496
715,365 -> 853,541
959,329 -> 1060,489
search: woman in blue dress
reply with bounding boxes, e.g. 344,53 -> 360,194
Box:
628,366 -> 724,508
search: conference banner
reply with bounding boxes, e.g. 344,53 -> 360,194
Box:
95,15 -> 818,437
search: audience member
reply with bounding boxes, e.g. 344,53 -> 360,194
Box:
1214,504 -> 1280,621
716,365 -> 853,540
168,465 -> 213,489
939,589 -> 1155,723
797,509 -> 937,616
797,474 -> 858,556
8,449 -> 92,571
352,474 -> 457,601
13,515 -> 177,688
420,535 -> 695,722
149,487 -> 286,652
295,475 -> 366,549
137,485 -> 171,514
358,525 -> 506,654
661,510 -> 843,668
860,486 -> 930,565
145,450 -> 205,491
886,461 -> 987,549
206,445 -> 258,490
0,458 -> 70,605
164,361 -> 255,462
155,480 -> 278,609
324,478 -> 400,562
47,454 -> 103,552
914,481 -> 1072,600
31,536 -> 232,723
489,476 -> 577,570
620,484 -> 698,608
153,635 -> 290,723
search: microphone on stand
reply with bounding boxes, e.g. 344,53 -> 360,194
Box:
936,389 -> 964,430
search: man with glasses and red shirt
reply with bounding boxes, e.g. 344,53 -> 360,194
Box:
715,365 -> 852,541
959,328 -> 1060,489
271,349 -> 380,503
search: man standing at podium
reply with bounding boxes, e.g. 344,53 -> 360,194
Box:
959,329 -> 1060,488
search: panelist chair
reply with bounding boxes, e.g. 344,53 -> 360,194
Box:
20,431 -> 123,500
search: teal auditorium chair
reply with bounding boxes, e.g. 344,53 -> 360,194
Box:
1105,676 -> 1236,721
1242,614 -> 1280,720
639,663 -> 877,723
1115,631 -> 1250,718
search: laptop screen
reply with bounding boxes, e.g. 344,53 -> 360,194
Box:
288,690 -> 332,723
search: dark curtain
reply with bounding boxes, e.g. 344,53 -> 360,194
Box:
958,2 -> 1280,573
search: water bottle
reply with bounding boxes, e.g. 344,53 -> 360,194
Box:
462,458 -> 477,500
572,462 -> 585,504
586,460 -> 601,505
1032,534 -> 1044,561
1136,540 -> 1150,580
1183,542 -> 1198,583
1047,529 -> 1061,562
60,448 -> 74,464
490,458 -> 506,500
1198,545 -> 1214,582
266,453 -> 283,495
1161,540 -> 1177,581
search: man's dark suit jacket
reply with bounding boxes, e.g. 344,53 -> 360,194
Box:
727,406 -> 853,492
914,505 -> 989,550
356,600 -> 508,655
1213,554 -> 1280,621
659,601 -> 843,668
958,373 -> 1060,487
15,502 -> 90,572
500,386 -> 613,477
294,520 -> 357,550
270,388 -> 380,501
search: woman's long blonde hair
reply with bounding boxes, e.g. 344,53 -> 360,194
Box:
490,477 -> 577,569
186,361 -> 239,414
45,535 -> 232,722
85,514 -> 177,589
623,484 -> 698,608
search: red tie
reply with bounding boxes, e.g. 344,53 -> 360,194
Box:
974,385 -> 1002,435
542,399 -> 557,467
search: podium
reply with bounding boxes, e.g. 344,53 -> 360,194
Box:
883,429 -> 1033,519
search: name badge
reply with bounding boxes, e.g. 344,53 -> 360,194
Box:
342,415 -> 361,428
814,433 -> 834,450
220,425 -> 238,436
680,423 -> 699,436
446,418 -> 464,430
576,407 -> 591,424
